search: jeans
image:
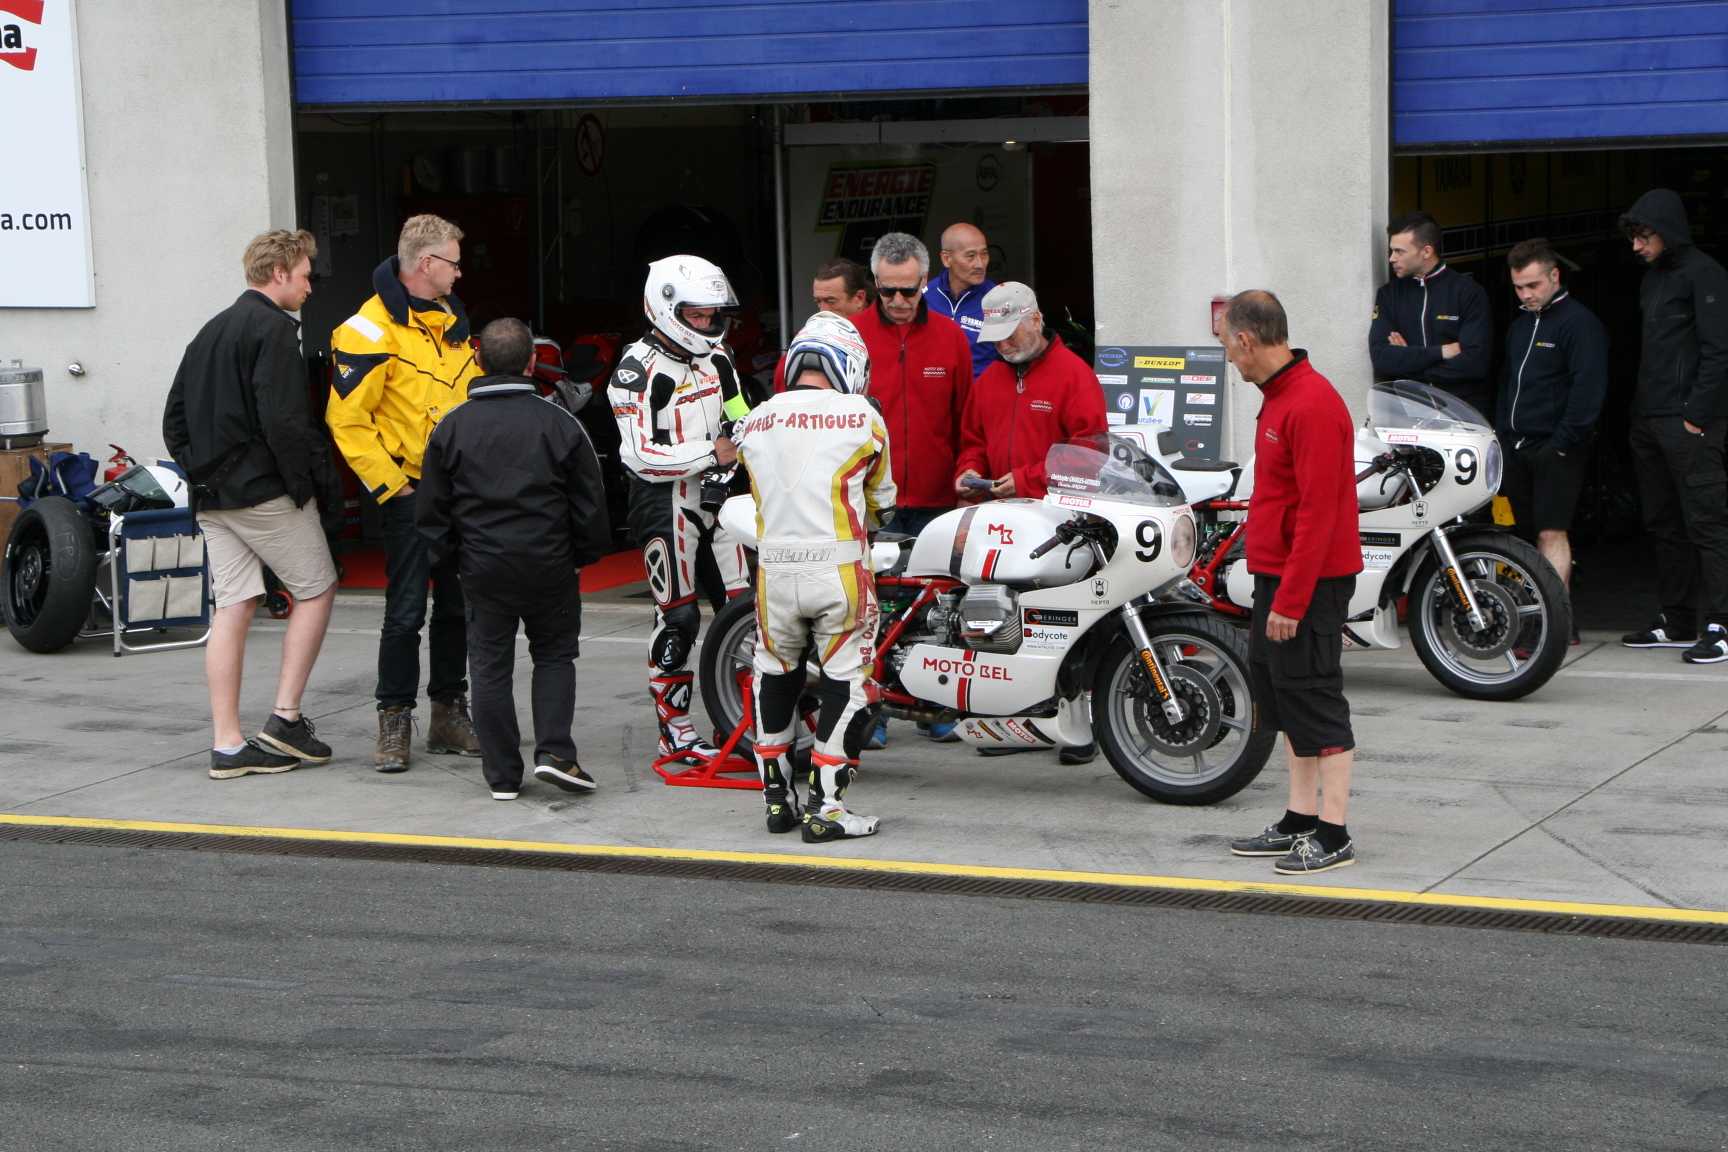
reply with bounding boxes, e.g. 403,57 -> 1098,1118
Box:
377,490 -> 467,709
465,584 -> 582,790
1629,416 -> 1728,627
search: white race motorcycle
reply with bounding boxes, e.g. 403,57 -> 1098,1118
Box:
698,437 -> 1276,805
1159,379 -> 1570,701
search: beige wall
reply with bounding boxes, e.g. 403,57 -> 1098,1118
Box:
1090,0 -> 1390,455
4,0 -> 296,460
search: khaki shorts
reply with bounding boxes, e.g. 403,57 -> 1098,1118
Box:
198,496 -> 338,609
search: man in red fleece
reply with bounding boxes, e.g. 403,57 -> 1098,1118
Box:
1221,290 -> 1364,876
852,232 -> 973,537
953,281 -> 1107,502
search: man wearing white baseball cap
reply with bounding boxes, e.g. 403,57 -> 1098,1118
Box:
955,281 -> 1107,502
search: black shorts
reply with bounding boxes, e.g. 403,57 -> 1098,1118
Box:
1500,440 -> 1590,536
1249,575 -> 1355,759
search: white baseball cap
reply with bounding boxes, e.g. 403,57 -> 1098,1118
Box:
977,281 -> 1040,342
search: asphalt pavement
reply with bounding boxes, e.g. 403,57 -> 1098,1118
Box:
2,840 -> 1724,1152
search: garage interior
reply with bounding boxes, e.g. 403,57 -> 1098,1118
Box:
1391,146 -> 1728,630
291,93 -> 1092,564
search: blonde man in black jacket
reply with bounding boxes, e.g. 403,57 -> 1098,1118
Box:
163,230 -> 339,780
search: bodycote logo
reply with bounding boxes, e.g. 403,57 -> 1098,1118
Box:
1,0 -> 43,72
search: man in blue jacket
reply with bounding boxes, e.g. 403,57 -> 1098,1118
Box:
1496,238 -> 1606,621
923,222 -> 999,379
1369,211 -> 1493,418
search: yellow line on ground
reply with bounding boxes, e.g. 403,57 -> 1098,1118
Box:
4,812 -> 1725,926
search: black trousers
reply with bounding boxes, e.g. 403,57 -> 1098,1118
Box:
1629,416 -> 1728,627
378,490 -> 468,709
466,584 -> 582,790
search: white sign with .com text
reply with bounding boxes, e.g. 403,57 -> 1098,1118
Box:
0,0 -> 94,308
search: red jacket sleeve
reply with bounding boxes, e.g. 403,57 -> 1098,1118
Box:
1269,404 -> 1352,620
771,353 -> 787,394
1012,359 -> 1108,498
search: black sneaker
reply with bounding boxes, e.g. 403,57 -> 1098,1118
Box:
209,739 -> 300,780
490,783 -> 521,801
1059,742 -> 1097,765
532,755 -> 597,793
1621,617 -> 1697,648
1682,624 -> 1728,665
255,714 -> 331,763
1274,836 -> 1356,875
1230,824 -> 1310,857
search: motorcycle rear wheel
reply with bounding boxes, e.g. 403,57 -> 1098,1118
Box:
1092,610 -> 1274,805
699,591 -> 822,759
1408,532 -> 1569,701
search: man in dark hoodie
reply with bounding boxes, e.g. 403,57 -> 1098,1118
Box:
1618,189 -> 1728,664
418,319 -> 611,800
328,214 -> 484,769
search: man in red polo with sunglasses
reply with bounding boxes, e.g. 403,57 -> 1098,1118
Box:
850,231 -> 973,747
850,232 -> 973,538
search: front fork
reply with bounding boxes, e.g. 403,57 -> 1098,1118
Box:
1119,599 -> 1187,724
1427,526 -> 1486,630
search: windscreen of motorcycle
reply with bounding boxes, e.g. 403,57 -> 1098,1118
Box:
1043,435 -> 1187,508
1370,379 -> 1489,432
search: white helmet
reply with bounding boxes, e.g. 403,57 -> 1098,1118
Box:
784,312 -> 870,395
643,254 -> 738,356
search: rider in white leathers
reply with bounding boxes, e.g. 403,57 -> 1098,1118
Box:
608,255 -> 753,762
734,313 -> 896,840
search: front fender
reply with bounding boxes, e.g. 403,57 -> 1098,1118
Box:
1057,600 -> 1233,698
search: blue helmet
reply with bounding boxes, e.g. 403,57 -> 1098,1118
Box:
784,312 -> 870,395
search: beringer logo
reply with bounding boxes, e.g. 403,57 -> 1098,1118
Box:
0,0 -> 43,72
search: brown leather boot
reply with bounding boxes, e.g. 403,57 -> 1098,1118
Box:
374,706 -> 413,773
427,694 -> 482,757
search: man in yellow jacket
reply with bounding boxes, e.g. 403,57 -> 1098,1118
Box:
329,214 -> 483,772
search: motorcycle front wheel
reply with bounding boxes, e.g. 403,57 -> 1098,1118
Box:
1407,532 -> 1569,701
1092,610 -> 1274,805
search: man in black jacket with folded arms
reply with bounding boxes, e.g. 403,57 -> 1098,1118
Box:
163,229 -> 340,781
418,318 -> 612,799
1496,238 -> 1607,617
1369,211 -> 1494,417
1618,189 -> 1728,663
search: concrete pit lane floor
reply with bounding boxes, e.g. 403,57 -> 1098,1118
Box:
3,586 -> 1728,915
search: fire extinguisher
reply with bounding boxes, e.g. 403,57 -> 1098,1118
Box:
103,444 -> 137,483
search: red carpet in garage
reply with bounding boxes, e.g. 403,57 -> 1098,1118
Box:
337,547 -> 645,593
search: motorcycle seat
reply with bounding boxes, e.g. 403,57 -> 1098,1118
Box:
1171,458 -> 1239,472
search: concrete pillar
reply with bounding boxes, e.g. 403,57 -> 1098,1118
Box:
1090,0 -> 1390,455
4,0 -> 298,460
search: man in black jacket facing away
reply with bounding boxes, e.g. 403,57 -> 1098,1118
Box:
1496,238 -> 1607,617
1369,211 -> 1494,417
163,230 -> 339,780
418,318 -> 612,799
1619,189 -> 1728,663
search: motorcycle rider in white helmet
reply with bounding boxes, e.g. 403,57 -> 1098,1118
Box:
609,255 -> 753,763
733,312 -> 896,839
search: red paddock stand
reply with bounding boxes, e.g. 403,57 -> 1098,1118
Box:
651,671 -> 762,790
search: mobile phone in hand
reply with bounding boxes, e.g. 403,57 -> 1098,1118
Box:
962,476 -> 995,493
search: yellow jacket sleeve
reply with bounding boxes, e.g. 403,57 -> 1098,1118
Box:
327,312 -> 411,501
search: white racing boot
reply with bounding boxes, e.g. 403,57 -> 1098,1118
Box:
801,753 -> 879,843
652,673 -> 722,763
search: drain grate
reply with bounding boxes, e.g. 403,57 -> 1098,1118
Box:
4,821 -> 1725,946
